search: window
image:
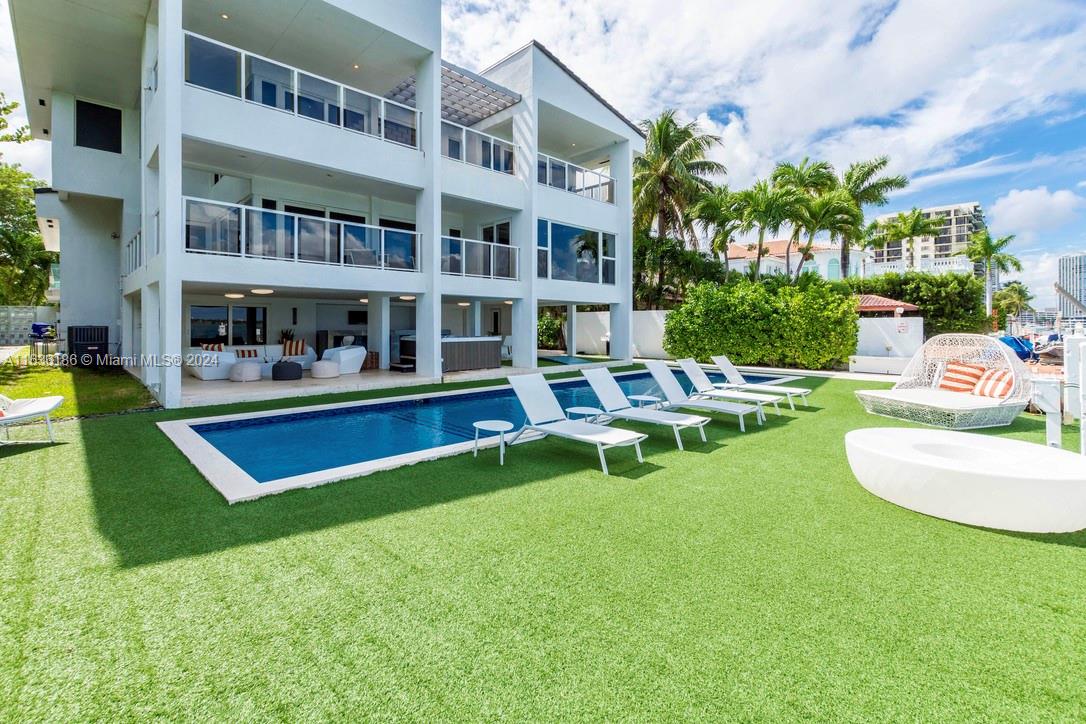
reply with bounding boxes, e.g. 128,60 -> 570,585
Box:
549,222 -> 599,282
185,35 -> 240,96
231,306 -> 267,345
537,219 -> 549,278
190,306 -> 229,347
481,221 -> 511,245
75,100 -> 122,153
602,233 -> 616,284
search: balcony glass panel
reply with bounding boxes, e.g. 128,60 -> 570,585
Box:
185,35 -> 240,97
384,229 -> 417,270
297,217 -> 340,263
537,156 -> 548,184
298,73 -> 340,125
465,130 -> 492,168
492,139 -> 515,174
441,122 -> 463,161
245,56 -> 293,111
494,245 -> 516,279
549,158 -> 566,190
464,240 -> 492,277
441,237 -> 463,273
185,199 -> 240,254
383,104 -> 418,147
343,89 -> 379,135
245,209 -> 294,259
343,223 -> 380,267
550,223 -> 599,282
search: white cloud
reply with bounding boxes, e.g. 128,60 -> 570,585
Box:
988,186 -> 1085,241
1004,251 -> 1061,308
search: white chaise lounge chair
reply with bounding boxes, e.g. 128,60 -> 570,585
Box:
677,358 -> 783,419
710,354 -> 811,410
855,333 -> 1031,429
644,360 -> 759,432
582,367 -> 710,450
0,394 -> 64,444
507,373 -> 647,475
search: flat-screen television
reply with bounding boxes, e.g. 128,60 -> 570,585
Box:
347,310 -> 368,325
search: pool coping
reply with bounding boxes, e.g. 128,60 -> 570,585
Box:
158,371 -> 638,504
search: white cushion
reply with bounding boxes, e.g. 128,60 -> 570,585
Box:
310,360 -> 341,379
229,361 -> 262,382
859,388 -> 1017,410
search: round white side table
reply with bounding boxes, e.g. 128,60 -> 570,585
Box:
566,406 -> 605,423
473,419 -> 515,465
628,394 -> 661,408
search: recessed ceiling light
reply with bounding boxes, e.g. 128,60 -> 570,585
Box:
250,288 -> 274,295
224,293 -> 244,299
571,142 -> 576,146
359,298 -> 368,304
399,295 -> 416,301
457,301 -> 470,307
352,64 -> 360,70
503,300 -> 513,305
220,13 -> 230,20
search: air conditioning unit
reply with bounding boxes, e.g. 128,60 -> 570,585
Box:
68,325 -> 110,366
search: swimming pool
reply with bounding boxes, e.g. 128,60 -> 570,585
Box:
160,368 -> 779,503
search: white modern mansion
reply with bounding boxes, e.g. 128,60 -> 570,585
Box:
12,0 -> 643,408
870,202 -> 984,277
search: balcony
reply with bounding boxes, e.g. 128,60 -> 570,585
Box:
441,121 -> 516,175
184,197 -> 421,272
536,153 -> 615,204
184,32 -> 420,150
867,256 -> 975,276
441,236 -> 518,280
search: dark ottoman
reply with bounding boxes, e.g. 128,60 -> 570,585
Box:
272,360 -> 303,381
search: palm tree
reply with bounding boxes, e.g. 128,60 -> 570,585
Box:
733,180 -> 805,281
883,208 -> 944,270
792,189 -> 862,279
964,229 -> 1022,316
994,281 -> 1034,317
771,157 -> 837,276
633,109 -> 725,247
835,156 -> 908,274
691,185 -> 741,272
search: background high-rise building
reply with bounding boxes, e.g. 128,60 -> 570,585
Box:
1057,253 -> 1086,317
870,202 -> 985,277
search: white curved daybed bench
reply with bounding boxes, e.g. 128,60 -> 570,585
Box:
846,427 -> 1086,533
855,333 -> 1031,429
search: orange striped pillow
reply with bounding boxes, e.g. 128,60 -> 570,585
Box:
938,361 -> 986,393
973,368 -> 1014,399
236,348 -> 259,358
200,342 -> 224,352
282,339 -> 306,357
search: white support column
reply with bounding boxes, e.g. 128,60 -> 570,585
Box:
154,0 -> 184,408
140,283 -> 160,387
566,304 -> 578,357
511,299 -> 536,369
369,294 -> 391,370
610,138 -> 634,361
509,90 -> 538,369
412,49 -> 443,379
470,301 -> 483,336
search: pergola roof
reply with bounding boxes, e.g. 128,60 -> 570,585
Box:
385,62 -> 521,127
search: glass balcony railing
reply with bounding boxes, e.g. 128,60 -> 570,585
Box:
441,121 -> 515,174
536,153 -> 615,203
184,197 -> 421,272
184,32 -> 420,149
440,236 -> 518,279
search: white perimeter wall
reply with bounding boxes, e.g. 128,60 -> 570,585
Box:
576,310 -> 669,358
856,317 -> 924,357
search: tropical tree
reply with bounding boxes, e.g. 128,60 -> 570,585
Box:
0,156 -> 53,306
964,229 -> 1022,316
771,157 -> 837,275
993,281 -> 1034,317
834,156 -> 908,274
882,208 -> 944,270
691,185 -> 741,272
0,92 -> 30,146
792,188 -> 862,279
733,180 -> 805,281
633,109 -> 725,246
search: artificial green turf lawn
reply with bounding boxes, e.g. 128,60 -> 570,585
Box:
1,349 -> 157,418
3,372 -> 1086,720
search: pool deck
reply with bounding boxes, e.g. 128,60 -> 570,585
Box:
179,360 -> 623,408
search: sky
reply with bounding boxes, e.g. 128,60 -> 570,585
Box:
2,0 -> 1085,306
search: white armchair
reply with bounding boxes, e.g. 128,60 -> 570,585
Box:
321,345 -> 367,375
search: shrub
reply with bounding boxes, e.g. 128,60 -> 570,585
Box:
663,279 -> 858,369
840,272 -> 985,337
537,314 -> 563,350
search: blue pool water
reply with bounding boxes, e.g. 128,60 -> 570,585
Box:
194,370 -> 772,482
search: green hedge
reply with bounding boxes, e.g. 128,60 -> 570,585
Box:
663,280 -> 858,369
837,272 -> 985,337
537,314 -> 563,350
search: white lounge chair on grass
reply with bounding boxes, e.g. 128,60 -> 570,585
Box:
582,367 -> 710,450
710,354 -> 812,410
644,360 -> 759,432
507,373 -> 647,475
0,394 -> 64,444
677,358 -> 784,419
